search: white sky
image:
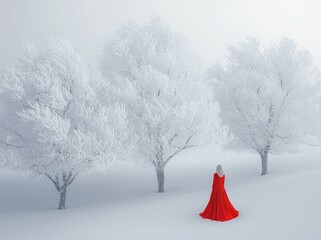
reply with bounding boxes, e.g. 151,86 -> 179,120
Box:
1,0 -> 320,68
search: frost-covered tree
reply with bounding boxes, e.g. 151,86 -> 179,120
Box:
0,39 -> 136,209
210,37 -> 321,175
101,18 -> 229,192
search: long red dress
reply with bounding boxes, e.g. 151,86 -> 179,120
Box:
199,173 -> 239,221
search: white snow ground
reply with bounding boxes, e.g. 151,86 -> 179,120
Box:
0,145 -> 320,240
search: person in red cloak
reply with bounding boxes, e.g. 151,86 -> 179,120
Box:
199,164 -> 239,221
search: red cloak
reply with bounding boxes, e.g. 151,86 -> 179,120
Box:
199,173 -> 239,221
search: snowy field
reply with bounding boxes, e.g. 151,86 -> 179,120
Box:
0,145 -> 320,240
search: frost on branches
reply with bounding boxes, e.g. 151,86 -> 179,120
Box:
210,37 -> 321,175
0,39 -> 136,209
101,18 -> 229,192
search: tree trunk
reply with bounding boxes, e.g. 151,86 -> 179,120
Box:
156,168 -> 165,193
58,188 -> 67,210
260,152 -> 268,175
45,172 -> 77,210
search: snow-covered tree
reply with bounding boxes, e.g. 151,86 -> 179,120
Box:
0,39 -> 136,209
210,37 -> 321,175
101,18 -> 229,192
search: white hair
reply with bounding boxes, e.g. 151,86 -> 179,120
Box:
216,164 -> 224,177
